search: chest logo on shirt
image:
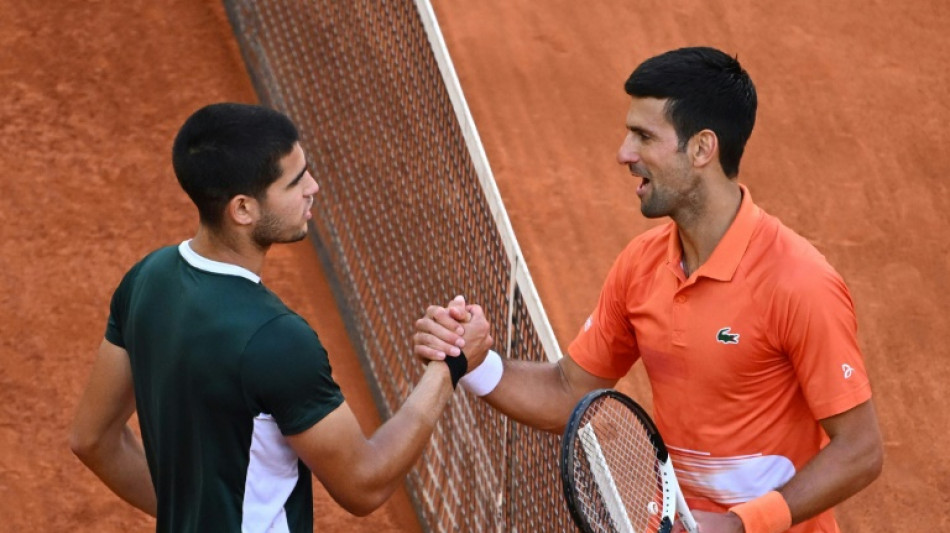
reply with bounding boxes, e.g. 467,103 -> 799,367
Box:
716,327 -> 740,344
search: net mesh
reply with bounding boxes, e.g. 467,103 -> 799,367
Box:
222,1 -> 573,530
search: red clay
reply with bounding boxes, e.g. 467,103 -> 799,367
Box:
430,0 -> 949,530
2,0 -> 946,531
0,1 -> 416,531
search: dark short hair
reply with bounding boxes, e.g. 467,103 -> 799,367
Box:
172,103 -> 299,227
624,47 -> 757,177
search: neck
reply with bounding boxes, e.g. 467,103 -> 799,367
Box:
189,225 -> 268,276
675,180 -> 742,276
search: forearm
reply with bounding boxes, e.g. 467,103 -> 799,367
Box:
779,427 -> 883,523
356,363 -> 455,507
482,359 -> 586,434
725,401 -> 883,533
72,425 -> 157,516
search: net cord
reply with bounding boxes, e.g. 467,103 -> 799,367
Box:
411,0 -> 563,363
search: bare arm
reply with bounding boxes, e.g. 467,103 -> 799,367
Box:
781,399 -> 883,522
413,299 -> 616,434
686,399 -> 884,533
482,355 -> 616,433
287,302 -> 494,516
286,363 -> 454,516
69,339 -> 157,516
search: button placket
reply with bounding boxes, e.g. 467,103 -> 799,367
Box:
672,290 -> 688,346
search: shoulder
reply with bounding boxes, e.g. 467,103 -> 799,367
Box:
768,214 -> 840,276
592,222 -> 675,303
122,244 -> 180,276
614,221 -> 674,272
255,311 -> 316,338
241,313 -> 333,392
625,221 -> 674,253
113,245 -> 179,290
750,212 -> 851,305
137,244 -> 180,268
241,313 -> 342,433
244,313 -> 324,364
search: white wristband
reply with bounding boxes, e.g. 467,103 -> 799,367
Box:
459,350 -> 504,396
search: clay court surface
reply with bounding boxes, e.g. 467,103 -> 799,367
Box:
1,0 -> 946,531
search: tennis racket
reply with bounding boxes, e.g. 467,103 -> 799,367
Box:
560,389 -> 698,533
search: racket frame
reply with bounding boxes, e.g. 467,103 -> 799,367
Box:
560,389 -> 698,533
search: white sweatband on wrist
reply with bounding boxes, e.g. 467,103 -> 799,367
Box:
459,349 -> 503,396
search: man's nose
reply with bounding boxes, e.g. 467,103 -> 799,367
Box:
617,134 -> 639,165
305,173 -> 319,195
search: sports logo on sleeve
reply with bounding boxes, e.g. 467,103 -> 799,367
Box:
841,364 -> 854,379
716,327 -> 740,344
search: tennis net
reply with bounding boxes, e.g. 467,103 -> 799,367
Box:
222,1 -> 573,530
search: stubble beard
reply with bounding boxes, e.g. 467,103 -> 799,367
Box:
638,154 -> 696,220
640,185 -> 674,219
252,209 -> 308,248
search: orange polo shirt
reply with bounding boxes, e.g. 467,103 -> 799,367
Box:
568,185 -> 871,532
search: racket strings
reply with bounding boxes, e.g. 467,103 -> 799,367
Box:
570,397 -> 664,533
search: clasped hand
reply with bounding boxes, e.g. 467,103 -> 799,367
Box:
413,295 -> 493,373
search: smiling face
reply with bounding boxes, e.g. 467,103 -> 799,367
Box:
251,142 -> 319,247
616,97 -> 700,220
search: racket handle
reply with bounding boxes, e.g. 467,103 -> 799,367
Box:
675,489 -> 699,533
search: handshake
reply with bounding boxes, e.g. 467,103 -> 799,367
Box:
412,295 -> 501,395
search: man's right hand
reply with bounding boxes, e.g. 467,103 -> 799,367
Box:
413,295 -> 493,371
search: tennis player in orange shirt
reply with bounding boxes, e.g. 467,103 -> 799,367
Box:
415,47 -> 883,533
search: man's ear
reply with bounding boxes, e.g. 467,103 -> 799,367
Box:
690,129 -> 719,169
226,195 -> 259,227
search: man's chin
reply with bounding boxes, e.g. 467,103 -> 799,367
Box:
264,230 -> 309,247
640,203 -> 674,219
285,230 -> 308,244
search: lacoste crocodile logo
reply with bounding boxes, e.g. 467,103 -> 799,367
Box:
716,327 -> 740,344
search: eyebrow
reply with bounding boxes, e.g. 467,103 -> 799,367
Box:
628,125 -> 654,137
287,164 -> 309,188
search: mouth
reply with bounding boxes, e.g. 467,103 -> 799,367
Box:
630,168 -> 650,197
636,178 -> 650,198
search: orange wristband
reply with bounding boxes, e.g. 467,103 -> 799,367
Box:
728,491 -> 792,533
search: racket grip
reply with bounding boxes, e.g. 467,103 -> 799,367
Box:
675,489 -> 699,533
667,462 -> 698,533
